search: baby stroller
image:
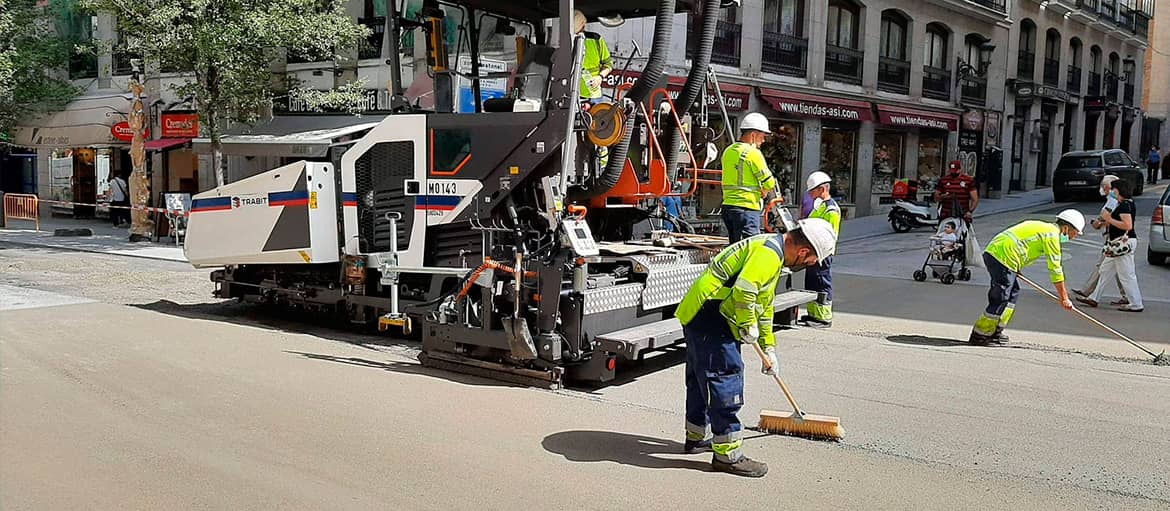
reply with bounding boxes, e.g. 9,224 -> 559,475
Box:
913,218 -> 972,285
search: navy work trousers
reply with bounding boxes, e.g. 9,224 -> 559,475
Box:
683,302 -> 745,462
722,206 -> 761,244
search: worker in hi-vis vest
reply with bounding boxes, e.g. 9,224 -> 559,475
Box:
721,113 -> 778,244
675,218 -> 838,478
801,171 -> 841,328
573,10 -> 613,103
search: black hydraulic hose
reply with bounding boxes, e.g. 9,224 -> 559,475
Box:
573,0 -> 675,200
664,0 -> 719,181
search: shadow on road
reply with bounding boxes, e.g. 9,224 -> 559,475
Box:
285,350 -> 524,388
886,335 -> 971,347
542,430 -> 711,471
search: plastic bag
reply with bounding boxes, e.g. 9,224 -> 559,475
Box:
965,224 -> 984,268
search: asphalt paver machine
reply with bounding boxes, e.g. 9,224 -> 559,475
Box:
184,0 -> 817,387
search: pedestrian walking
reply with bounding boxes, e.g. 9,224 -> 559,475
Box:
109,173 -> 130,227
969,210 -> 1085,345
1073,175 -> 1127,305
676,219 -> 837,478
720,113 -> 778,244
1147,146 -> 1161,185
800,171 -> 841,328
1076,180 -> 1144,312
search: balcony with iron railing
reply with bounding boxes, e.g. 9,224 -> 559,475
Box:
922,66 -> 951,101
1124,83 -> 1134,105
1067,65 -> 1082,94
1135,13 -> 1150,37
761,31 -> 808,77
112,51 -> 138,76
1100,0 -> 1117,21
825,45 -> 864,85
1118,4 -> 1134,30
688,19 -> 742,67
960,76 -> 987,106
1043,58 -> 1061,87
1106,76 -> 1119,100
69,52 -> 97,80
878,57 -> 911,94
358,17 -> 386,60
1088,72 -> 1102,96
1017,51 -> 1035,79
968,0 -> 1007,12
1078,0 -> 1100,10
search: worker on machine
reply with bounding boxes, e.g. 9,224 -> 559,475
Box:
574,10 -> 613,104
676,218 -> 838,478
721,113 -> 778,244
969,210 -> 1085,345
801,171 -> 841,328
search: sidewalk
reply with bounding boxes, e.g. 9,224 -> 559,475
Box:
0,217 -> 187,263
840,187 -> 1056,242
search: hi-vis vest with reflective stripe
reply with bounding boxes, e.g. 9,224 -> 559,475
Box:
721,142 -> 776,210
984,220 -> 1065,283
676,233 -> 786,348
809,197 -> 842,235
580,33 -> 611,99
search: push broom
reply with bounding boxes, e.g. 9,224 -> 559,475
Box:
1016,273 -> 1170,366
749,342 -> 845,440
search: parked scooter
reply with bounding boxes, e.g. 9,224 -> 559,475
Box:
888,199 -> 941,233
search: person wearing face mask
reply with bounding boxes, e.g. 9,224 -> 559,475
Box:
721,113 -> 779,244
1076,180 -> 1143,312
800,171 -> 840,328
1073,175 -> 1127,305
675,219 -> 837,478
934,160 -> 979,224
969,210 -> 1085,344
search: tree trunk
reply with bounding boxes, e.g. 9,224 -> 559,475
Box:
212,137 -> 225,187
127,81 -> 154,241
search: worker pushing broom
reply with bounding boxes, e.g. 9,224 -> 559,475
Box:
676,218 -> 841,478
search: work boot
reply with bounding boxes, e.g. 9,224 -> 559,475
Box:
683,438 -> 712,454
712,456 -> 769,478
968,331 -> 995,345
990,328 -> 1010,344
800,315 -> 832,329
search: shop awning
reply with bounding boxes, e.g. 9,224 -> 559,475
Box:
192,115 -> 387,158
875,105 -> 959,131
145,138 -> 191,152
758,88 -> 873,122
11,94 -> 134,148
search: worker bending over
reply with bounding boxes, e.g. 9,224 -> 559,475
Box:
676,218 -> 838,478
970,210 -> 1085,344
721,113 -> 778,244
801,171 -> 840,328
573,10 -> 613,104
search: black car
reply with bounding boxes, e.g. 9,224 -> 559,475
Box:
1052,149 -> 1145,202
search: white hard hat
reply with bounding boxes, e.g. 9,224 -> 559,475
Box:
806,171 -> 832,192
796,218 -> 837,260
740,112 -> 770,134
1056,209 -> 1086,234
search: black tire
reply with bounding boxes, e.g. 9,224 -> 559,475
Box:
891,215 -> 913,233
1150,248 -> 1169,266
959,268 -> 972,281
1135,181 -> 1145,197
942,274 -> 956,285
913,270 -> 928,282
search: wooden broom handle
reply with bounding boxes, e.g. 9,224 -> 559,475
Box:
749,341 -> 805,416
1015,272 -> 1159,358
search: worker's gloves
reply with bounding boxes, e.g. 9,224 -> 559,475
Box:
586,76 -> 602,90
740,325 -> 760,344
761,347 -> 779,375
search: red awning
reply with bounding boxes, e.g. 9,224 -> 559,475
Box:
758,88 -> 873,122
876,105 -> 959,131
144,138 -> 191,152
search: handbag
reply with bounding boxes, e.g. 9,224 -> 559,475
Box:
1102,235 -> 1133,257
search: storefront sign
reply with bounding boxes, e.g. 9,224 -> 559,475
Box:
161,112 -> 200,137
1014,81 -> 1072,103
275,88 -> 380,114
1083,96 -> 1109,112
605,71 -> 750,111
984,112 -> 1001,147
759,88 -> 872,121
110,121 -> 148,142
876,105 -> 959,131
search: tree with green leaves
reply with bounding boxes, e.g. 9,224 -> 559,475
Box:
0,0 -> 83,144
82,0 -> 369,186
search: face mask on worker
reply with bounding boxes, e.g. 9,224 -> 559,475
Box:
1060,233 -> 1070,244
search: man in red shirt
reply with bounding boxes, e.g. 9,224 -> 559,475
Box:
934,160 -> 979,223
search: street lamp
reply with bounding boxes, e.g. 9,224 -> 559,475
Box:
956,42 -> 997,85
1104,69 -> 1127,83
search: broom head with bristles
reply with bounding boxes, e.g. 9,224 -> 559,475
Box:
759,409 -> 844,441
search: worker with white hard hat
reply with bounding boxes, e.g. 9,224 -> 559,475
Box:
676,218 -> 837,478
720,112 -> 779,244
800,171 -> 840,328
969,209 -> 1085,345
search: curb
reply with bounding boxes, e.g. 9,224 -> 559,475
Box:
0,237 -> 188,264
839,197 -> 1056,244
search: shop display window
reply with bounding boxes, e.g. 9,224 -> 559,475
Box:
763,121 -> 802,204
819,127 -> 857,203
871,132 -> 905,194
917,136 -> 946,192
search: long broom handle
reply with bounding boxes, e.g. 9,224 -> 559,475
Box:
1015,272 -> 1159,358
749,341 -> 805,416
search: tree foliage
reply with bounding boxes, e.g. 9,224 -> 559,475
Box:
82,0 -> 369,185
0,0 -> 83,140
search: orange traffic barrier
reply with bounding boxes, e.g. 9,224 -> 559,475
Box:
3,193 -> 39,231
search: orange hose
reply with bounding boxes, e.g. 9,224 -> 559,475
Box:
454,258 -> 536,303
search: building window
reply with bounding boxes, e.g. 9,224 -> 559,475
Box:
1043,29 -> 1061,87
820,126 -> 858,203
917,136 -> 947,192
923,24 -> 951,101
64,10 -> 98,79
1017,19 -> 1036,79
764,0 -> 804,36
688,5 -> 742,66
878,10 -> 910,94
762,0 -> 807,77
872,132 -> 906,194
1067,38 -> 1083,93
825,0 -> 863,84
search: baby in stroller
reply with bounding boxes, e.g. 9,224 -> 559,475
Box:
914,218 -> 973,285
